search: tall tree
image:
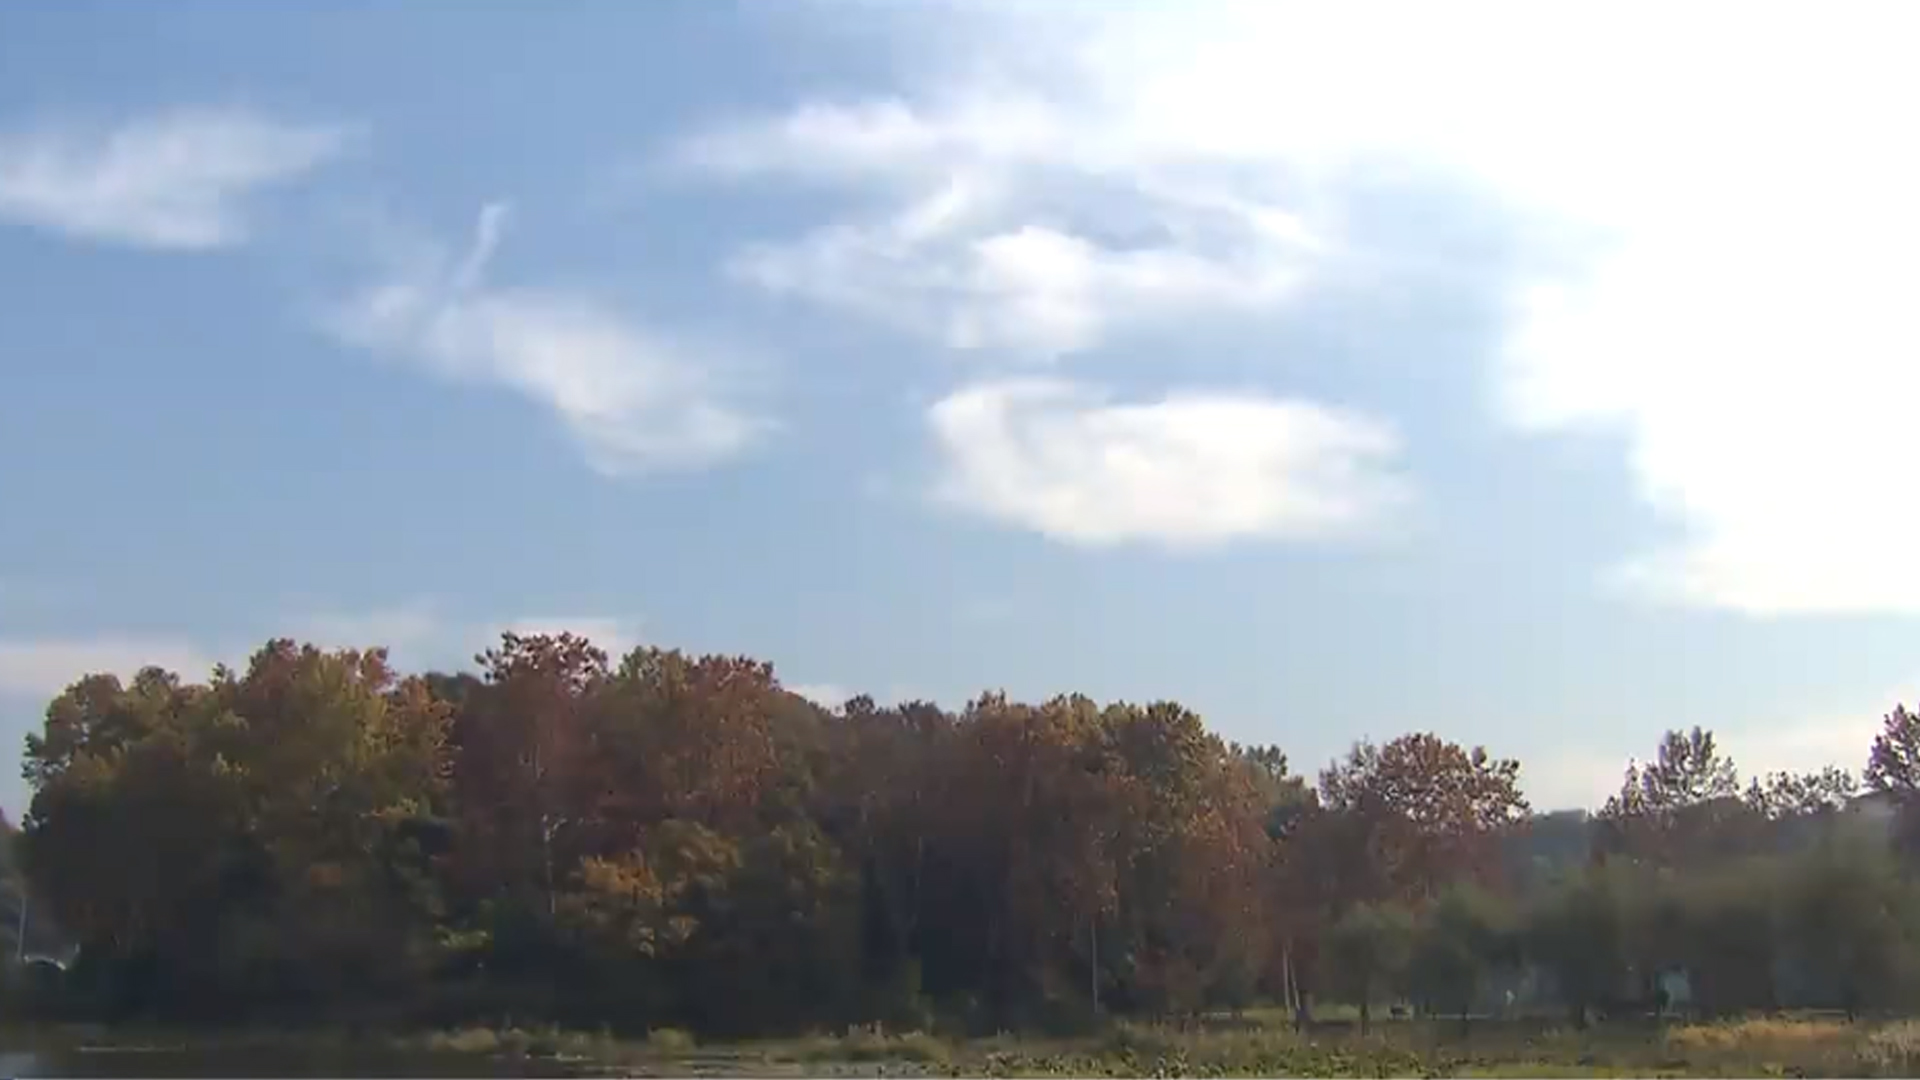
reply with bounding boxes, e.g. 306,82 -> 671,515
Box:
1317,733 -> 1530,905
1598,727 -> 1750,866
442,631 -> 607,995
1523,864 -> 1636,1028
1324,901 -> 1414,1033
20,643 -> 454,1018
1745,767 -> 1858,821
1865,705 -> 1920,860
1778,840 -> 1920,1017
1868,704 -> 1920,797
1409,882 -> 1513,1030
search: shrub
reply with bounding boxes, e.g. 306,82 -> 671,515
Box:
646,1026 -> 696,1054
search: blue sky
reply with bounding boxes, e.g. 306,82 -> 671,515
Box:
4,1 -> 1919,814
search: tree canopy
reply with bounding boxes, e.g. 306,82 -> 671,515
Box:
12,632 -> 1920,1033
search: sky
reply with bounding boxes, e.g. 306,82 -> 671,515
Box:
4,0 -> 1920,816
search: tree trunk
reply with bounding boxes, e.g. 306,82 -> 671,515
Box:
1090,917 -> 1100,1014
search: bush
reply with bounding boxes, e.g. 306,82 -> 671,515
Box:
1099,1020 -> 1180,1060
424,1026 -> 501,1054
1862,1019 -> 1920,1074
645,1026 -> 696,1054
799,1023 -> 950,1066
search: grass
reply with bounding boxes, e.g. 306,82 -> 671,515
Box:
21,1011 -> 1920,1076
839,1013 -> 1920,1077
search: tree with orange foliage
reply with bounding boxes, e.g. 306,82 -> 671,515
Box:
1316,732 -> 1530,907
447,632 -> 608,926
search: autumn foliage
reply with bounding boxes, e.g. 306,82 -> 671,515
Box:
13,633 -> 1920,1034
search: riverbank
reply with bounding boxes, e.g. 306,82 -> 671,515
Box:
9,1013 -> 1920,1077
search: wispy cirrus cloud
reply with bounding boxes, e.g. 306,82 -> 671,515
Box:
683,97 -> 1322,360
0,107 -> 351,250
928,378 -> 1407,549
324,202 -> 769,476
677,14 -> 1387,551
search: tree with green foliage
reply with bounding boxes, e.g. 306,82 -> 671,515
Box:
20,644 -> 452,1019
1777,840 -> 1920,1017
1746,766 -> 1858,821
1409,882 -> 1513,1031
1868,704 -> 1920,861
1598,727 -> 1752,867
1324,902 -> 1414,1034
1661,859 -> 1780,1018
1522,864 -> 1635,1028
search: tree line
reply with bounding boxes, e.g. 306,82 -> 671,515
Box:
14,632 -> 1920,1035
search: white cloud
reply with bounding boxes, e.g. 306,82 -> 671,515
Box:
684,94 -> 1321,359
495,616 -> 642,659
736,209 -> 1311,357
699,3 -> 1920,613
1735,713 -> 1885,791
928,378 -> 1406,548
0,637 -> 220,698
326,202 -> 767,475
1478,11 -> 1920,616
787,682 -> 852,707
0,608 -> 648,702
1526,680 -> 1916,811
295,601 -> 445,655
1507,224 -> 1920,616
297,604 -> 646,665
0,107 -> 349,249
